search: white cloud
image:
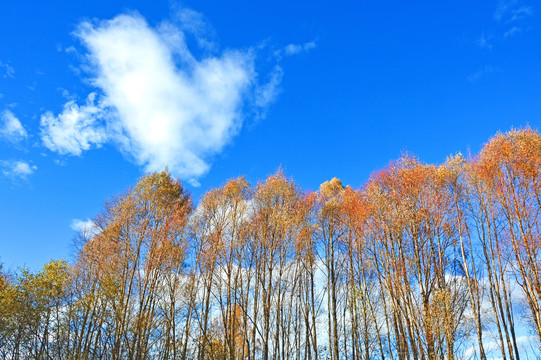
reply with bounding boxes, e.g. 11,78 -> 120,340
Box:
71,218 -> 100,237
0,160 -> 37,179
463,334 -> 537,359
284,41 -> 317,56
40,92 -> 108,155
0,61 -> 14,78
274,41 -> 317,59
41,12 -> 278,184
0,110 -> 28,143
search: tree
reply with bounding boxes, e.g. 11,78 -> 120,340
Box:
473,128 -> 541,355
72,170 -> 192,359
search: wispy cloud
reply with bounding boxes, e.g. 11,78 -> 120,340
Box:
510,5 -> 533,21
488,1 -> 534,46
284,41 -> 317,56
274,41 -> 317,59
0,110 -> 28,143
254,65 -> 283,113
467,65 -> 500,83
493,1 -> 533,22
493,0 -> 535,40
504,26 -> 522,38
0,61 -> 14,78
494,0 -> 514,21
477,33 -> 493,50
0,160 -> 37,180
171,6 -> 217,52
41,11 -> 281,185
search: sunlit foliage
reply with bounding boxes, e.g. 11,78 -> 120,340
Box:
1,127 -> 540,359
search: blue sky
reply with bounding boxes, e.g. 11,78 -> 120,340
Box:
0,0 -> 540,270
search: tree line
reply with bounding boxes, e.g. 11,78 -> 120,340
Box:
1,127 -> 540,359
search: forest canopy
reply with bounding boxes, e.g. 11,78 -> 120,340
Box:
1,127 -> 540,359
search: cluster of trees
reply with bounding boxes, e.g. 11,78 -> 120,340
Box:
1,128 -> 540,360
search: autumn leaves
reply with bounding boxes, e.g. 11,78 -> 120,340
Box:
1,127 -> 540,359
